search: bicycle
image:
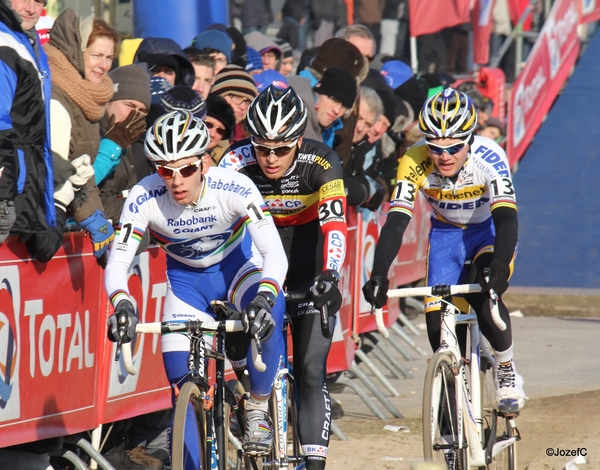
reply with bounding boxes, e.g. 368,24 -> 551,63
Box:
228,289 -> 331,470
373,280 -> 520,469
118,301 -> 264,470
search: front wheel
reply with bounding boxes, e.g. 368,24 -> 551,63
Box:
172,382 -> 209,470
422,352 -> 469,469
480,356 -> 518,470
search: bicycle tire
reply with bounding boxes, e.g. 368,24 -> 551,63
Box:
269,373 -> 303,469
227,379 -> 247,470
422,351 -> 469,469
172,382 -> 209,470
480,356 -> 517,470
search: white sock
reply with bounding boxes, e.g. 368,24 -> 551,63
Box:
494,344 -> 514,365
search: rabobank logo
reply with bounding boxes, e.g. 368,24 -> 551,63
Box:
0,266 -> 21,422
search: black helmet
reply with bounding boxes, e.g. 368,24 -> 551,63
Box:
246,85 -> 308,141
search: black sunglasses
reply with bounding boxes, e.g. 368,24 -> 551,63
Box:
251,139 -> 298,157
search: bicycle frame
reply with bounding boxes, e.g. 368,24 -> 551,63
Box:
380,283 -> 518,467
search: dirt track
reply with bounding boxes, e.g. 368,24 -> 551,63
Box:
325,293 -> 600,470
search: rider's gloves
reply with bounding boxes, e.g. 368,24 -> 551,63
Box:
362,274 -> 390,309
78,209 -> 115,258
107,299 -> 139,343
309,269 -> 342,313
242,292 -> 276,342
477,259 -> 510,296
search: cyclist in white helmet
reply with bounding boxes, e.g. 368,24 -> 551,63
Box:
363,88 -> 527,414
104,110 -> 288,468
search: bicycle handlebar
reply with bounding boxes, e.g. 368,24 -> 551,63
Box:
285,287 -> 332,339
118,318 -> 266,375
373,283 -> 484,338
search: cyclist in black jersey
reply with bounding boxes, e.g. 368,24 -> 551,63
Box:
219,85 -> 348,470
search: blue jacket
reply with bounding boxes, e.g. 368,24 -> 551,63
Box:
0,2 -> 56,232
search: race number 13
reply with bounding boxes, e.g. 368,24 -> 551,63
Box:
392,181 -> 417,204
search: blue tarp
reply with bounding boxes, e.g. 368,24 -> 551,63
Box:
510,29 -> 600,288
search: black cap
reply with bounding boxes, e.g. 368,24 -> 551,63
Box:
206,93 -> 236,141
313,67 -> 358,109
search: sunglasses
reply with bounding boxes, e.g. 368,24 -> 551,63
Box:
425,138 -> 470,156
251,139 -> 298,157
205,121 -> 226,137
156,159 -> 203,179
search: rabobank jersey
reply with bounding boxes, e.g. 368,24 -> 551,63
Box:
219,138 -> 347,274
105,166 -> 287,307
390,135 -> 517,227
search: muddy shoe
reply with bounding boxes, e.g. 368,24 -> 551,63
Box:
128,446 -> 164,469
243,409 -> 273,455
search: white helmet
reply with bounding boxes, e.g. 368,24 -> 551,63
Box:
145,110 -> 211,162
419,88 -> 478,139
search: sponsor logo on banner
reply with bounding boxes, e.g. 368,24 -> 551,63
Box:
0,267 -> 21,422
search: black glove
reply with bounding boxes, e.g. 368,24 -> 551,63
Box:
0,200 -> 16,244
477,259 -> 510,296
309,270 -> 342,313
362,275 -> 390,309
105,110 -> 147,149
107,299 -> 139,343
242,292 -> 276,341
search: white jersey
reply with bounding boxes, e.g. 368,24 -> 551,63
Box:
105,167 -> 287,307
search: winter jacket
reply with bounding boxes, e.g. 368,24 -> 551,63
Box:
0,1 -> 56,234
133,37 -> 195,88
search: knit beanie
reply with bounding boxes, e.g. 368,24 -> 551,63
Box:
206,93 -> 236,140
193,30 -> 233,62
310,38 -> 366,81
211,65 -> 258,102
245,47 -> 264,74
254,70 -> 289,93
109,64 -> 151,109
313,67 -> 357,109
161,85 -> 207,120
381,60 -> 412,89
149,76 -> 173,104
244,31 -> 282,59
274,39 -> 293,59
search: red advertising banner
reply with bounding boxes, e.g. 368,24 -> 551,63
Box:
0,234 -> 106,447
0,202 -> 430,447
409,0 -> 471,36
506,0 -> 580,167
579,0 -> 600,22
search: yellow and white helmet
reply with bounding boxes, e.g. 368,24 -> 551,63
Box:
418,88 -> 478,139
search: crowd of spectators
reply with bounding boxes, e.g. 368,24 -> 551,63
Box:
0,0 -> 512,468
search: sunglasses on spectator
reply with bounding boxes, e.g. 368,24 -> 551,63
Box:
205,121 -> 226,137
425,137 -> 470,156
156,159 -> 203,179
251,138 -> 299,157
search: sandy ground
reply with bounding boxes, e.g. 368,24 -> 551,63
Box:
325,292 -> 600,470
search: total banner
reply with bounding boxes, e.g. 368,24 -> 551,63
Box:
507,0 -> 580,167
0,201 -> 429,447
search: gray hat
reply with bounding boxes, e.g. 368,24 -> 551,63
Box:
244,31 -> 282,59
109,64 -> 151,109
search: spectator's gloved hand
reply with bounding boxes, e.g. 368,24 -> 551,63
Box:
362,275 -> 390,309
309,269 -> 342,312
70,154 -> 95,189
107,299 -> 138,343
242,292 -> 276,341
0,200 -> 16,244
78,209 -> 115,258
477,259 -> 510,296
53,180 -> 75,213
104,110 -> 147,149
